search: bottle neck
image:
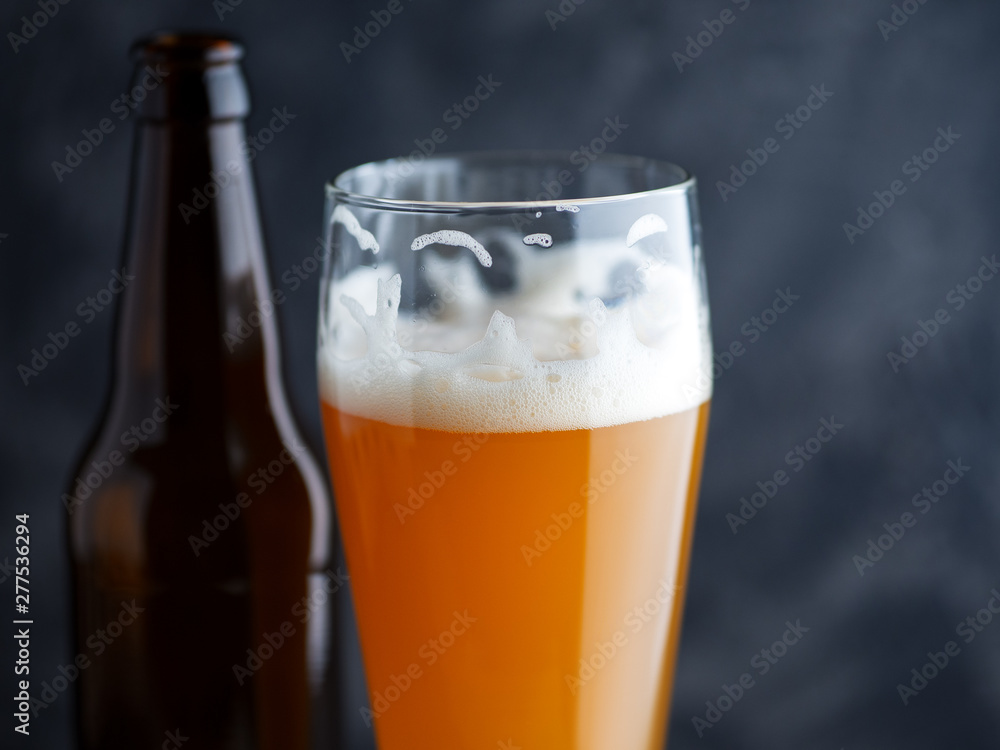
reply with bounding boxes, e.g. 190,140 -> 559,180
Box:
113,113 -> 284,418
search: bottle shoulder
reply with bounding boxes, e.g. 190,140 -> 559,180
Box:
69,426 -> 329,504
67,430 -> 333,577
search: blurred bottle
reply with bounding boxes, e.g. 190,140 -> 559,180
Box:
66,32 -> 338,750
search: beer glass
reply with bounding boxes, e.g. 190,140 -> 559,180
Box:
318,152 -> 711,749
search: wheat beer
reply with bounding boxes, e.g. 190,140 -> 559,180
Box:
320,227 -> 710,748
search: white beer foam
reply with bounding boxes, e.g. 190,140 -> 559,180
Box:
331,205 -> 379,254
522,233 -> 553,247
319,234 -> 711,434
626,213 -> 669,247
411,230 -> 493,267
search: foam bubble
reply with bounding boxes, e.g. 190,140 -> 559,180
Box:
556,204 -> 581,213
320,239 -> 710,433
411,230 -> 493,267
523,233 -> 553,248
331,205 -> 380,254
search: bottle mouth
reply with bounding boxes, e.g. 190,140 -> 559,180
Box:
127,31 -> 249,121
130,32 -> 244,66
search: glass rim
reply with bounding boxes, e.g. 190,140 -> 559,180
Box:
326,150 -> 696,213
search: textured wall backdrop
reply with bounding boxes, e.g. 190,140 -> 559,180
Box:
2,0 -> 999,748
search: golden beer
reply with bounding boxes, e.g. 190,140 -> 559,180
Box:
322,401 -> 708,749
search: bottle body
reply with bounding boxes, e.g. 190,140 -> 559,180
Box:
67,35 -> 336,750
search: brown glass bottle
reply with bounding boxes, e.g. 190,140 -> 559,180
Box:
67,33 -> 336,750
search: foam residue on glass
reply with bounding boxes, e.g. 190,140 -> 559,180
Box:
411,230 -> 493,267
522,233 -> 553,247
320,214 -> 711,433
626,213 -> 668,247
331,205 -> 380,254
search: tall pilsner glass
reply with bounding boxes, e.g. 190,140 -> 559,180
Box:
317,152 -> 712,750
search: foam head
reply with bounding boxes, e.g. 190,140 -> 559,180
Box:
319,213 -> 711,434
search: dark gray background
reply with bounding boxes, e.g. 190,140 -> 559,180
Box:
2,0 -> 999,748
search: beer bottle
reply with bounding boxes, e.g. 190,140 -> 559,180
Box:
66,33 -> 337,750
